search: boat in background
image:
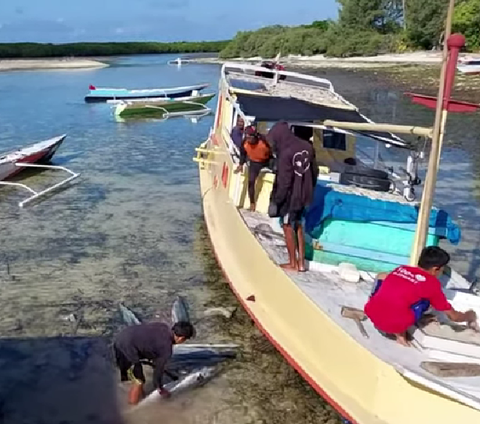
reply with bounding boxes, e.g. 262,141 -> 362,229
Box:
0,135 -> 80,207
457,57 -> 480,75
114,92 -> 215,120
167,57 -> 196,66
84,82 -> 209,103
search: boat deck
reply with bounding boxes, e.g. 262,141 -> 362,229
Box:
240,209 -> 480,411
226,72 -> 355,110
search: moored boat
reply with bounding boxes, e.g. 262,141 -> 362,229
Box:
84,82 -> 209,103
194,62 -> 480,423
0,135 -> 80,207
114,92 -> 215,119
0,135 -> 66,181
457,57 -> 480,75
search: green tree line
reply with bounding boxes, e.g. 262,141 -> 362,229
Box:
0,40 -> 229,59
220,0 -> 480,58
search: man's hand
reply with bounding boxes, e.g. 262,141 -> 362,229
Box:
158,388 -> 171,399
465,309 -> 477,324
234,165 -> 244,174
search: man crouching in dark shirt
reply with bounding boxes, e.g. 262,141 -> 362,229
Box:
113,321 -> 194,404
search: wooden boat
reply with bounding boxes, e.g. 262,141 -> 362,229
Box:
84,82 -> 209,103
457,57 -> 480,75
0,135 -> 80,207
194,62 -> 480,423
114,93 -> 215,119
167,57 -> 196,66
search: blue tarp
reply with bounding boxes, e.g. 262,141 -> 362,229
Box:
304,184 -> 461,245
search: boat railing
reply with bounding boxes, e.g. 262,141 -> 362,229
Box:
0,163 -> 80,207
221,62 -> 335,92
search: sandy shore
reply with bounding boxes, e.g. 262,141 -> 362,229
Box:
0,58 -> 109,72
190,51 -> 449,69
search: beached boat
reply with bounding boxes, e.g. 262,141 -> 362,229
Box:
194,62 -> 480,423
114,93 -> 215,119
457,57 -> 480,75
0,135 -> 80,207
84,82 -> 209,103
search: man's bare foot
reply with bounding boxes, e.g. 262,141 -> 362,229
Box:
280,263 -> 298,271
395,333 -> 412,347
249,203 -> 256,212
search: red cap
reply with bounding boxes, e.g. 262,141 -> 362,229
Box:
244,126 -> 257,136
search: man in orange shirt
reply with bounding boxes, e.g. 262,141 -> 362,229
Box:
235,126 -> 272,211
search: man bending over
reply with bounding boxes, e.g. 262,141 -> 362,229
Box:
365,246 -> 477,347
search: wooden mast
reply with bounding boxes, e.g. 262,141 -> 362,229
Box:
409,0 -> 456,265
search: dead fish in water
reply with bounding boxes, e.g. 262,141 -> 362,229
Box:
202,306 -> 237,320
131,366 -> 220,410
169,346 -> 237,370
171,296 -> 191,324
129,345 -> 238,411
119,303 -> 141,326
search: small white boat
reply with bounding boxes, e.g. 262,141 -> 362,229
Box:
0,135 -> 80,207
457,57 -> 480,75
84,82 -> 209,102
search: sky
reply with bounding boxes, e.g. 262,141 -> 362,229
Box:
0,0 -> 339,43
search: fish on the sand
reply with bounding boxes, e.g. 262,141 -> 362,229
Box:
129,366 -> 219,411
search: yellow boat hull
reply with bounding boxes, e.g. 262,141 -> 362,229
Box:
197,132 -> 480,424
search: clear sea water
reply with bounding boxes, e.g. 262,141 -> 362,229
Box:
0,54 -> 479,424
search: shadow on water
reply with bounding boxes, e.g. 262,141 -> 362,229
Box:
0,335 -> 123,424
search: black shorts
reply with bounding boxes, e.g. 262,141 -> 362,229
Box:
280,209 -> 305,225
114,344 -> 146,384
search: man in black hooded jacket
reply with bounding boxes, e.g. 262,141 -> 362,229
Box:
267,121 -> 318,272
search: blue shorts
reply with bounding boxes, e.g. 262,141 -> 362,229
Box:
370,278 -> 431,326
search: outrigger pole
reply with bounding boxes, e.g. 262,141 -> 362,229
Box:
409,0 -> 480,265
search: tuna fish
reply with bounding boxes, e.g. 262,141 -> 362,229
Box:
171,296 -> 191,324
119,303 -> 141,326
133,366 -> 219,409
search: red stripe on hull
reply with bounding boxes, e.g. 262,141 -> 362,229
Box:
203,219 -> 358,424
6,148 -> 53,180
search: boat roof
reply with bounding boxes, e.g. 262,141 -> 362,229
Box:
223,64 -> 411,149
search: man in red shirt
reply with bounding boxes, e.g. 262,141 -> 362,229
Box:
365,246 -> 477,347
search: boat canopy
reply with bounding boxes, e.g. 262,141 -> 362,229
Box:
234,91 -> 411,148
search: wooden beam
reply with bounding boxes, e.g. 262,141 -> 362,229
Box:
410,0 -> 456,265
322,120 -> 433,137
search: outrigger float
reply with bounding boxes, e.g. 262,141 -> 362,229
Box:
0,135 -> 79,207
113,93 -> 215,120
194,8 -> 480,421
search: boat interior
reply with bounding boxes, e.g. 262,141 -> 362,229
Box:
201,63 -> 480,411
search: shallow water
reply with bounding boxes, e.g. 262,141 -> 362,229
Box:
0,57 -> 479,424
